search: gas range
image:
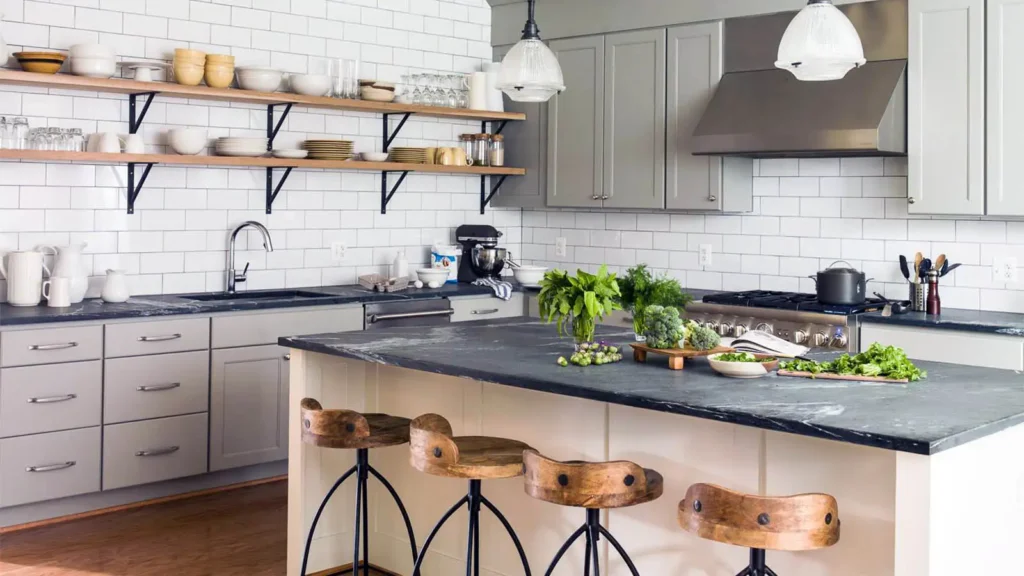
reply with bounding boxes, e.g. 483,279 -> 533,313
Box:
687,291 -> 885,352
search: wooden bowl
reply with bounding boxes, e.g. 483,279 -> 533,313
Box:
15,52 -> 66,74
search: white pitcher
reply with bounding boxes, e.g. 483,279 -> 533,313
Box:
41,243 -> 88,304
0,251 -> 51,307
101,269 -> 129,303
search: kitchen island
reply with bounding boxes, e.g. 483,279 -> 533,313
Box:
282,319 -> 1024,576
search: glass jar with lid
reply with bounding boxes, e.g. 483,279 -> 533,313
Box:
473,133 -> 490,167
489,134 -> 505,167
459,134 -> 475,165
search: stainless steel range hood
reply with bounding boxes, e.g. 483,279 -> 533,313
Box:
692,0 -> 908,158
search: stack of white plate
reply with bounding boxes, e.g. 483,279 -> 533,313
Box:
302,139 -> 355,160
215,137 -> 269,157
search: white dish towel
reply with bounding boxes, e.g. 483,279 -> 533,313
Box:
473,277 -> 514,301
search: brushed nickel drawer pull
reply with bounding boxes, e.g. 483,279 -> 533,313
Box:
472,309 -> 501,315
138,334 -> 183,342
28,342 -> 79,351
136,446 -> 180,457
27,394 -> 77,404
26,461 -> 76,473
137,383 -> 181,392
283,354 -> 291,361
370,309 -> 455,323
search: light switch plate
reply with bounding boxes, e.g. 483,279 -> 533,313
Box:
699,244 -> 713,268
331,242 -> 347,263
554,237 -> 567,258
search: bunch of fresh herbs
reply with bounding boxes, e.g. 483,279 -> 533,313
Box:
538,265 -> 622,344
781,343 -> 926,381
618,264 -> 693,336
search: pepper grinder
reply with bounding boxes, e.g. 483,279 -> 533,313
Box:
926,269 -> 941,315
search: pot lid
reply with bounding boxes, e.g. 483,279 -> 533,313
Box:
820,260 -> 862,275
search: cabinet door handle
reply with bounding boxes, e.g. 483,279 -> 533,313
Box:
908,197 -> 917,204
136,446 -> 180,457
26,461 -> 76,473
138,334 -> 182,342
27,393 -> 77,404
28,342 -> 78,351
137,383 -> 181,392
708,195 -> 717,202
283,354 -> 291,361
592,194 -> 601,200
471,309 -> 500,315
601,195 -> 609,200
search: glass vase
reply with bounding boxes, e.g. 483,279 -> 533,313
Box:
572,315 -> 596,346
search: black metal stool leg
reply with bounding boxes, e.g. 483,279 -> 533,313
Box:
300,465 -> 358,576
412,494 -> 470,576
368,464 -> 418,563
472,482 -> 481,576
583,528 -> 592,576
734,570 -> 751,576
542,524 -> 587,576
352,454 -> 364,575
360,450 -> 370,576
765,567 -> 779,576
480,495 -> 532,575
586,509 -> 600,576
597,525 -> 639,576
466,481 -> 479,576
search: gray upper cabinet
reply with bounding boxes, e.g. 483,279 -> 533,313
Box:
547,35 -> 605,208
490,44 -> 548,209
908,0 -> 986,215
987,0 -> 1024,215
603,29 -> 666,209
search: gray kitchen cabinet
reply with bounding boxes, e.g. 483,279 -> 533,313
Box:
666,22 -> 753,212
547,35 -> 605,208
103,413 -> 208,490
103,351 -> 210,424
603,29 -> 666,209
0,427 -> 101,507
449,293 -> 525,322
490,44 -> 548,209
0,361 -> 102,438
987,0 -> 1024,215
908,0 -> 986,215
209,345 -> 290,471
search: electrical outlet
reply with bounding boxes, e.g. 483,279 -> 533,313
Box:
699,244 -> 713,268
993,257 -> 1019,282
331,242 -> 347,263
555,237 -> 567,258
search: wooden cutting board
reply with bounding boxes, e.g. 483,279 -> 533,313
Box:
777,370 -> 909,384
630,344 -> 735,371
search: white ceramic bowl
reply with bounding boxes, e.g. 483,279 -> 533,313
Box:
167,128 -> 208,155
706,354 -> 780,379
70,43 -> 115,59
513,265 -> 547,286
71,57 -> 116,78
362,152 -> 389,162
360,85 -> 396,102
289,73 -> 332,96
273,149 -> 308,159
236,67 -> 283,92
416,268 -> 450,285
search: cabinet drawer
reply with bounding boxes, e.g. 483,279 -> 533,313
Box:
102,413 -> 208,490
0,427 -> 101,507
0,361 -> 102,438
860,324 -> 1024,370
104,351 -> 210,424
450,294 -> 525,322
0,325 -> 102,367
105,318 -> 210,358
212,306 -> 363,348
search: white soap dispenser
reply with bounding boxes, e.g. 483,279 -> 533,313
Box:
392,250 -> 409,281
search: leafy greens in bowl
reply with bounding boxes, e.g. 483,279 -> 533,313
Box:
707,353 -> 779,379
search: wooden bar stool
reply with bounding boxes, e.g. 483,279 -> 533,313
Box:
678,483 -> 840,576
523,449 -> 663,576
408,413 -> 533,576
298,398 -> 418,576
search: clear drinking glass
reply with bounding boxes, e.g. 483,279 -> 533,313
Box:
457,75 -> 470,108
45,127 -> 61,151
12,117 -> 29,150
28,128 -> 48,150
411,74 -> 424,104
445,74 -> 459,108
69,128 -> 84,152
0,117 -> 9,149
344,59 -> 359,99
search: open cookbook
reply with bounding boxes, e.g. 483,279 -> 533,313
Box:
721,331 -> 811,358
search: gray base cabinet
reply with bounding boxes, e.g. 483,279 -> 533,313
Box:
103,413 -> 208,491
209,345 -> 290,472
0,427 -> 101,507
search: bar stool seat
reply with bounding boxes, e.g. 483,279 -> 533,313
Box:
523,449 -> 663,576
679,483 -> 840,576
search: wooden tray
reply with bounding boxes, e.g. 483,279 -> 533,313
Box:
630,344 -> 735,371
777,370 -> 909,384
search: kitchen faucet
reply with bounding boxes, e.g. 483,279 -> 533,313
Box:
227,221 -> 274,294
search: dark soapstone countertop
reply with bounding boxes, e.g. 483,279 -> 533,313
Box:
860,307 -> 1024,337
0,283 -> 501,327
281,318 -> 1024,456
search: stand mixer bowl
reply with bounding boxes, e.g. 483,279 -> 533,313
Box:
470,246 -> 507,278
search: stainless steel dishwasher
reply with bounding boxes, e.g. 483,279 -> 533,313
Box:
364,298 -> 454,330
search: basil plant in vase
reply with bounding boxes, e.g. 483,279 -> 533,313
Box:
618,264 -> 693,341
538,265 -> 622,345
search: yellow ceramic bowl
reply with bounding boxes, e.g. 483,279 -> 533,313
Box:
206,53 -> 235,64
173,63 -> 205,86
14,52 -> 66,75
174,48 -> 206,61
204,64 -> 235,89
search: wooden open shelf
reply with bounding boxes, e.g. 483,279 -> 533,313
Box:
0,69 -> 526,122
0,149 -> 527,175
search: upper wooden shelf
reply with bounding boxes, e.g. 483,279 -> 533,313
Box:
0,149 -> 527,176
0,69 -> 527,122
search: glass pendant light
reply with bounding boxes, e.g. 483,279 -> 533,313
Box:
496,0 -> 565,103
776,0 -> 867,82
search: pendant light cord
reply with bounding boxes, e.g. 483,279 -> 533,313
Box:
521,0 -> 541,40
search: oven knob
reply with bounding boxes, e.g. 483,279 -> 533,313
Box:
754,322 -> 774,335
717,322 -> 734,337
793,330 -> 808,345
732,325 -> 748,337
831,333 -> 849,348
813,332 -> 830,347
703,320 -> 719,332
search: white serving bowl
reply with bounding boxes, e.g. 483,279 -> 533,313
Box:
289,73 -> 332,96
71,57 -> 116,78
236,67 -> 283,92
167,128 -> 208,155
70,43 -> 115,59
707,354 -> 780,379
512,265 -> 547,286
362,152 -> 389,162
272,149 -> 308,159
416,268 -> 450,285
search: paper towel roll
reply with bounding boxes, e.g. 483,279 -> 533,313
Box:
484,62 -> 504,112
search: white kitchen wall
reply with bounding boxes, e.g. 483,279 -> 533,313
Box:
0,0 -> 521,299
522,157 -> 1024,314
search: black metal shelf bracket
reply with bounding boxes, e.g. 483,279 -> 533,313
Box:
481,120 -> 509,136
382,112 -> 413,152
381,170 -> 410,214
129,92 -> 157,135
480,175 -> 509,214
267,103 -> 293,150
126,162 -> 156,214
265,166 -> 294,214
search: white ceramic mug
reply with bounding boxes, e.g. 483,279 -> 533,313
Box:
43,276 -> 72,308
93,132 -> 122,154
101,269 -> 130,303
0,251 -> 51,307
120,133 -> 144,154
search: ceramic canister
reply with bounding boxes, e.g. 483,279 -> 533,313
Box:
0,251 -> 51,306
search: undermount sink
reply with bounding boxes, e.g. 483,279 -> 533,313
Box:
184,290 -> 333,302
